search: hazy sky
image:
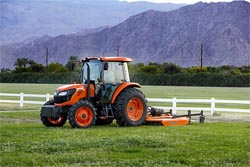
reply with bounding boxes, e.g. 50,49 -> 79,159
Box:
119,0 -> 249,4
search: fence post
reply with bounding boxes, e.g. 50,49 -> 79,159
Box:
172,97 -> 177,115
46,93 -> 50,102
20,92 -> 24,108
211,98 -> 215,115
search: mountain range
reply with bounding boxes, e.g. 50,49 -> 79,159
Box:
0,0 -> 183,45
1,1 -> 250,69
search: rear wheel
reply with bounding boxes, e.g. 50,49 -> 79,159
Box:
41,100 -> 67,127
68,100 -> 96,128
114,88 -> 147,126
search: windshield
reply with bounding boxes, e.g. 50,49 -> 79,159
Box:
82,60 -> 102,83
103,62 -> 130,83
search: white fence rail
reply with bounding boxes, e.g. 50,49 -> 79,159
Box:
0,93 -> 249,115
146,98 -> 250,115
0,93 -> 53,107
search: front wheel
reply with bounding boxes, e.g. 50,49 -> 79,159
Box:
41,115 -> 67,127
41,100 -> 67,127
114,88 -> 147,126
68,100 -> 96,128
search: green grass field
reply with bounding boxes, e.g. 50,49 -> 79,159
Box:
0,84 -> 250,166
0,113 -> 250,167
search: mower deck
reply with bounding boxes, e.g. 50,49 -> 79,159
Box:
145,107 -> 205,126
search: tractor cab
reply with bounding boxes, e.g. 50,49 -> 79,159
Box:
82,57 -> 130,85
81,57 -> 132,103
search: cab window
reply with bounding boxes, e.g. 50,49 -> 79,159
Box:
82,60 -> 102,83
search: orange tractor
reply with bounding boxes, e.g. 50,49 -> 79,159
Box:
40,57 -> 204,128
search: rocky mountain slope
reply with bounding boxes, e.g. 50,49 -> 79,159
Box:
1,1 -> 249,68
0,0 -> 183,45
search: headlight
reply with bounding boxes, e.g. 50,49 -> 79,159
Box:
58,91 -> 68,96
54,91 -> 68,96
54,89 -> 76,96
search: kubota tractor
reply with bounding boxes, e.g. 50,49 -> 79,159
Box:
40,57 -> 147,128
40,56 -> 205,128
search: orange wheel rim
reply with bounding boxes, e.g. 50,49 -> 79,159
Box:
75,106 -> 93,127
48,115 -> 65,125
126,97 -> 144,121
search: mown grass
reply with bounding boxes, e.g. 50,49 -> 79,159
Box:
0,111 -> 250,167
0,83 -> 60,94
0,84 -> 250,166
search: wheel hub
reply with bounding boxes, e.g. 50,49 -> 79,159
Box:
82,114 -> 86,119
126,97 -> 144,122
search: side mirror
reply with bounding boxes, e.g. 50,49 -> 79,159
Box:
104,62 -> 108,70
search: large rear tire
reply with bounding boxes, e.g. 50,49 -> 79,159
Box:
41,100 -> 67,127
68,100 -> 96,128
114,88 -> 147,126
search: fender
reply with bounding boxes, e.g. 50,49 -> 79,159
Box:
111,82 -> 141,104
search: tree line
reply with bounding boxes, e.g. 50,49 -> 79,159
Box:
1,56 -> 81,73
1,57 -> 249,87
128,63 -> 249,87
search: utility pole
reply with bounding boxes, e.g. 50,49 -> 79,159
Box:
46,48 -> 48,70
116,46 -> 120,57
200,44 -> 203,70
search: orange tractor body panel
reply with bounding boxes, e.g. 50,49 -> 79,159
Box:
100,57 -> 132,62
83,56 -> 132,62
54,84 -> 95,106
111,82 -> 141,104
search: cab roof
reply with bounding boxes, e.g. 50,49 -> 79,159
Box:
83,57 -> 132,62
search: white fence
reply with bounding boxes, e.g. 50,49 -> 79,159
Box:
147,98 -> 250,115
0,93 -> 249,115
0,93 -> 53,108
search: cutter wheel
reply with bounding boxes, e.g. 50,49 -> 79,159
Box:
145,107 -> 205,126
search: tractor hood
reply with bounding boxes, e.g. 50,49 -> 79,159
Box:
54,84 -> 85,99
54,83 -> 95,106
55,84 -> 84,92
